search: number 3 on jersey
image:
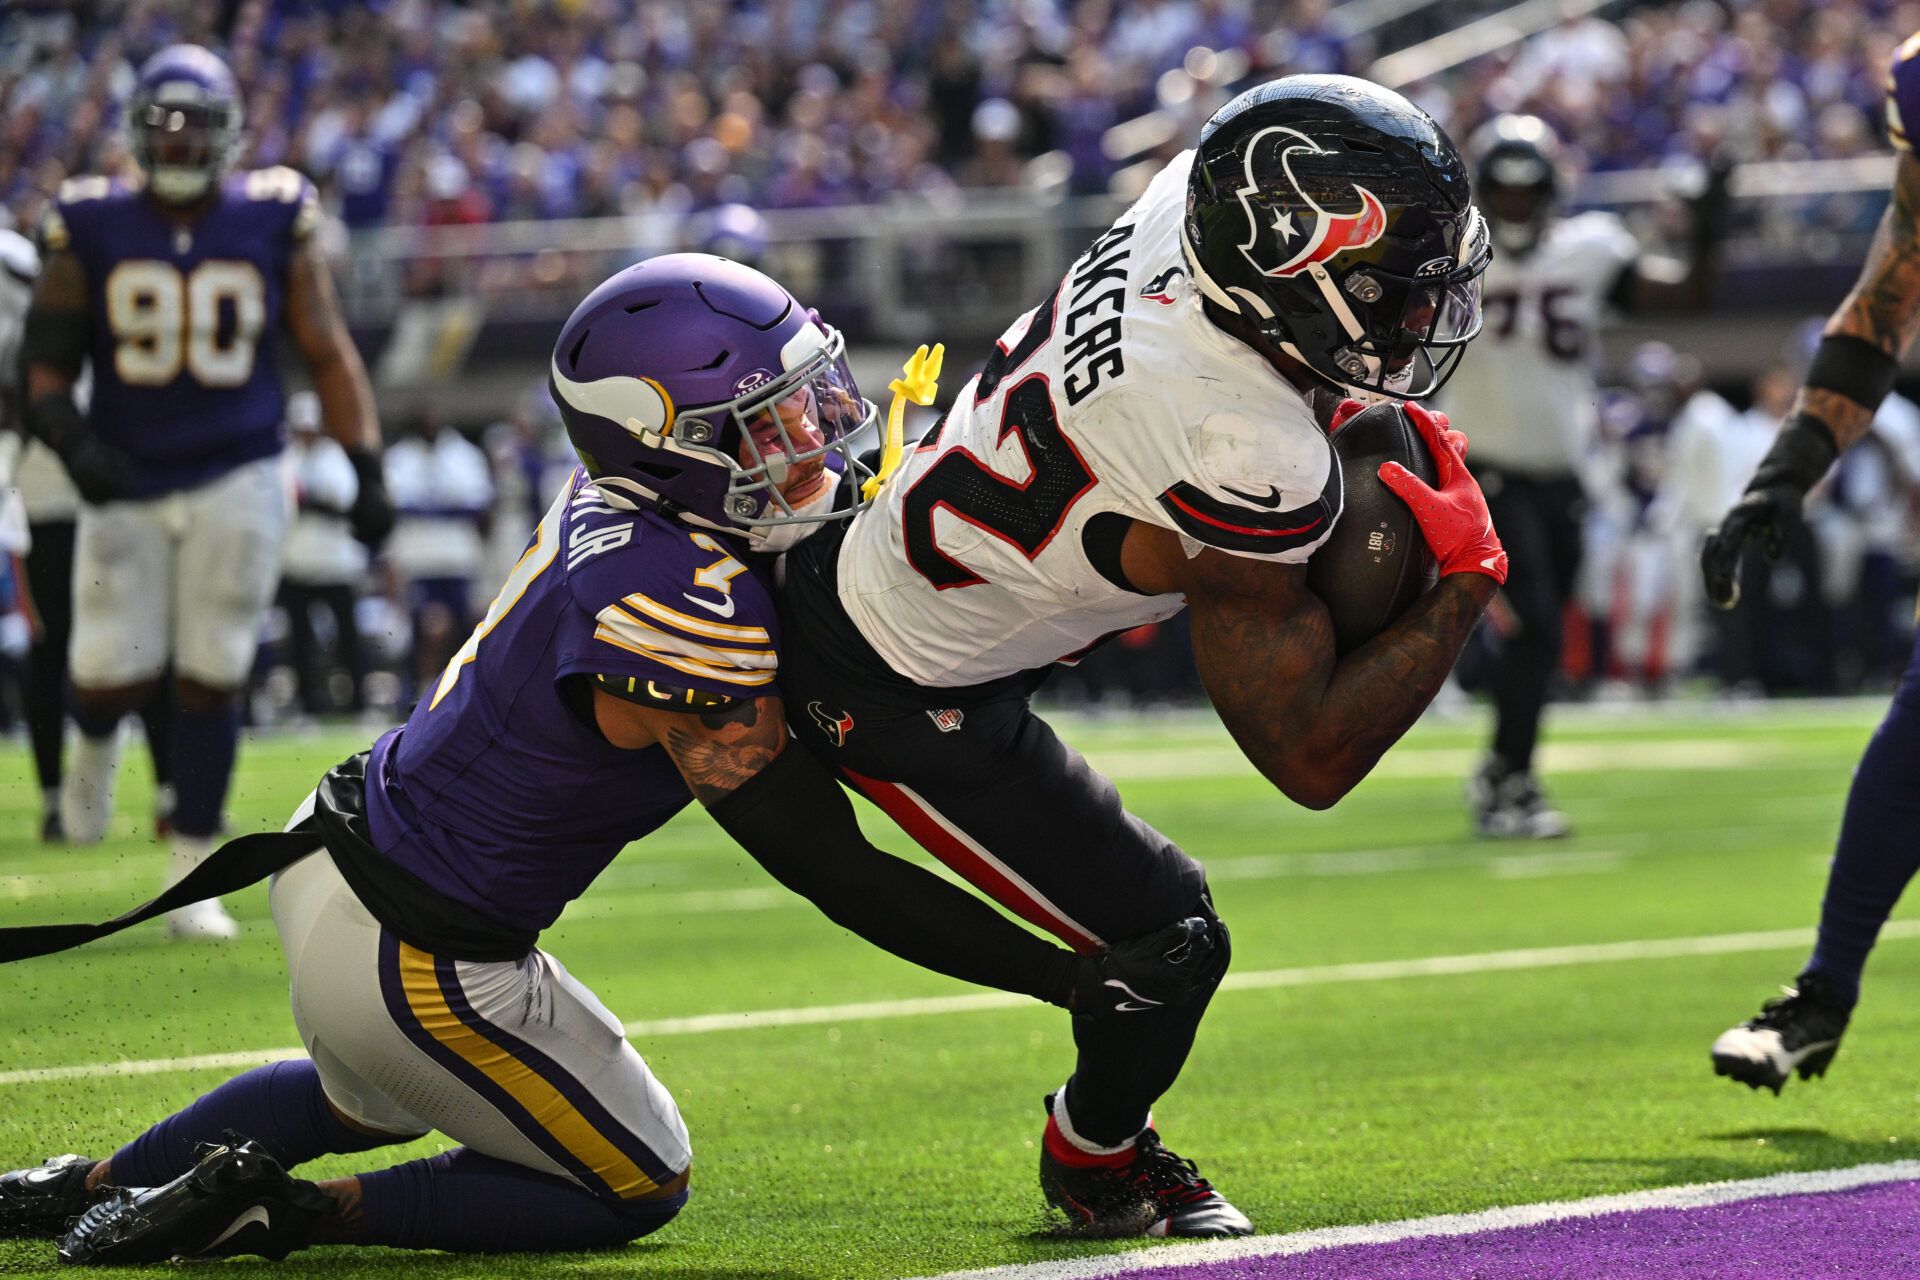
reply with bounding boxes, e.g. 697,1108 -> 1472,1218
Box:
104,259 -> 265,387
902,287 -> 1097,589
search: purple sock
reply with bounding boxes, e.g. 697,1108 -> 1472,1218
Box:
109,1060 -> 407,1187
169,702 -> 240,837
357,1148 -> 687,1253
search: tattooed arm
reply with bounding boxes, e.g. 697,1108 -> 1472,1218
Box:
1700,153 -> 1920,606
1793,152 -> 1920,452
1123,531 -> 1493,809
589,684 -> 1087,1004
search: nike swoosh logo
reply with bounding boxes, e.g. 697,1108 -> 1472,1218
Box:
1221,484 -> 1284,509
1103,978 -> 1164,1012
206,1205 -> 270,1250
682,592 -> 736,618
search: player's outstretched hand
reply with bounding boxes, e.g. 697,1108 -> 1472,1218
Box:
345,448 -> 396,548
1072,915 -> 1230,1018
59,434 -> 133,505
1700,414 -> 1838,609
1376,402 -> 1507,584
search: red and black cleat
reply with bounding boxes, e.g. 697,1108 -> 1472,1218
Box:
1038,1099 -> 1252,1239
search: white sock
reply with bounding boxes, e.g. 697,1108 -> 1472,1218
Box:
166,833 -> 216,887
60,726 -> 124,844
1050,1086 -> 1149,1157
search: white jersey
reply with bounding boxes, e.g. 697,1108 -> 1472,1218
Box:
1440,211 -> 1638,476
835,150 -> 1339,688
0,228 -> 77,522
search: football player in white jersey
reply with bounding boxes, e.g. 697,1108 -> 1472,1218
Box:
777,76 -> 1506,1237
1441,115 -> 1720,838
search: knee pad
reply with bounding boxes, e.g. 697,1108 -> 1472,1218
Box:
613,1187 -> 689,1243
1082,899 -> 1230,1016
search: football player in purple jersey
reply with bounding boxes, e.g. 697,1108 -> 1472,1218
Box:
1703,33 -> 1920,1094
19,45 -> 393,940
0,256 -> 1220,1264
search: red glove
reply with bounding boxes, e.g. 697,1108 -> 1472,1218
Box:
1377,402 -> 1507,584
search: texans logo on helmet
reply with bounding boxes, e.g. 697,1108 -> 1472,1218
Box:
1234,126 -> 1387,279
808,701 -> 855,747
1140,266 -> 1186,306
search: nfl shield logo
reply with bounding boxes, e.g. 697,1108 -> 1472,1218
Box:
927,708 -> 965,734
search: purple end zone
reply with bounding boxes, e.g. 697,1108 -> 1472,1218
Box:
1124,1180 -> 1920,1280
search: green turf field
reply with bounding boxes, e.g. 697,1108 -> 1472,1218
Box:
1,699 -> 1914,1278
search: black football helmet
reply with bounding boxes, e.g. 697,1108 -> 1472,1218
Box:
1182,75 -> 1489,399
1468,114 -> 1562,257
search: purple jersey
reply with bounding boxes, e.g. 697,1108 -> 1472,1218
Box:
1888,32 -> 1920,153
43,167 -> 319,497
364,469 -> 780,934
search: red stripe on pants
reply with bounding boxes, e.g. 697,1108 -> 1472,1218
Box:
842,767 -> 1102,953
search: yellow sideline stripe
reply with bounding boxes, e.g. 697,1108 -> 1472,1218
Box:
396,942 -> 659,1199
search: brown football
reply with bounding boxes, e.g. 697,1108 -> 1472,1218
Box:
1305,401 -> 1440,655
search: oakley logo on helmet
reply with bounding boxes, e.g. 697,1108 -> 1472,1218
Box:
1234,127 -> 1387,280
1415,257 -> 1456,277
733,368 -> 774,396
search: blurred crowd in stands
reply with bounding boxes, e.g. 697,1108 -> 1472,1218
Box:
2,0 -> 1919,724
0,0 -> 1908,247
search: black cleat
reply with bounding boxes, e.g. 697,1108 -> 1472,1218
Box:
1470,759 -> 1570,839
58,1133 -> 336,1265
1711,972 -> 1853,1095
1039,1099 -> 1252,1238
39,810 -> 64,844
0,1154 -> 97,1239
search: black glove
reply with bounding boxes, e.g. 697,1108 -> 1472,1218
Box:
60,433 -> 134,505
345,447 -> 395,548
1700,413 -> 1838,608
26,393 -> 132,504
1070,914 -> 1230,1018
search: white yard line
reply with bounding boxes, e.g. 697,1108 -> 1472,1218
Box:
909,1160 -> 1920,1280
1082,738 -> 1799,783
7,921 -> 1916,1088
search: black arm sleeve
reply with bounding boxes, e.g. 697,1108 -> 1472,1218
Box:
707,741 -> 1080,1007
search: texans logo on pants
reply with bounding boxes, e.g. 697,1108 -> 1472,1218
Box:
807,702 -> 855,748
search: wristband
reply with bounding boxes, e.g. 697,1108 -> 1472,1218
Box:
1805,334 -> 1898,415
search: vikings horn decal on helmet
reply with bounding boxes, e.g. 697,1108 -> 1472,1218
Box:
127,45 -> 245,205
1183,74 -> 1490,399
1234,128 -> 1389,279
549,254 -> 879,550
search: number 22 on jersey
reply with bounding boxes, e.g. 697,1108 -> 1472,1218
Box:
104,259 -> 265,387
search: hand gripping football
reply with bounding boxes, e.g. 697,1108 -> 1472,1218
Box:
1305,400 -> 1440,654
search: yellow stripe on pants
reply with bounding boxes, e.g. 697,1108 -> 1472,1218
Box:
396,941 -> 659,1199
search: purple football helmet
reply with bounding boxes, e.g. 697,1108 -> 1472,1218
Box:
128,45 -> 244,205
550,254 -> 877,544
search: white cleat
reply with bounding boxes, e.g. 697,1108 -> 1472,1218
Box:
59,728 -> 125,845
165,898 -> 239,942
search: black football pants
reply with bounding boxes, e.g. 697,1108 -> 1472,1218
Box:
1479,468 -> 1584,773
777,530 -> 1216,1146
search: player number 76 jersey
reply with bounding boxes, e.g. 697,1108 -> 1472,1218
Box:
833,150 -> 1342,689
